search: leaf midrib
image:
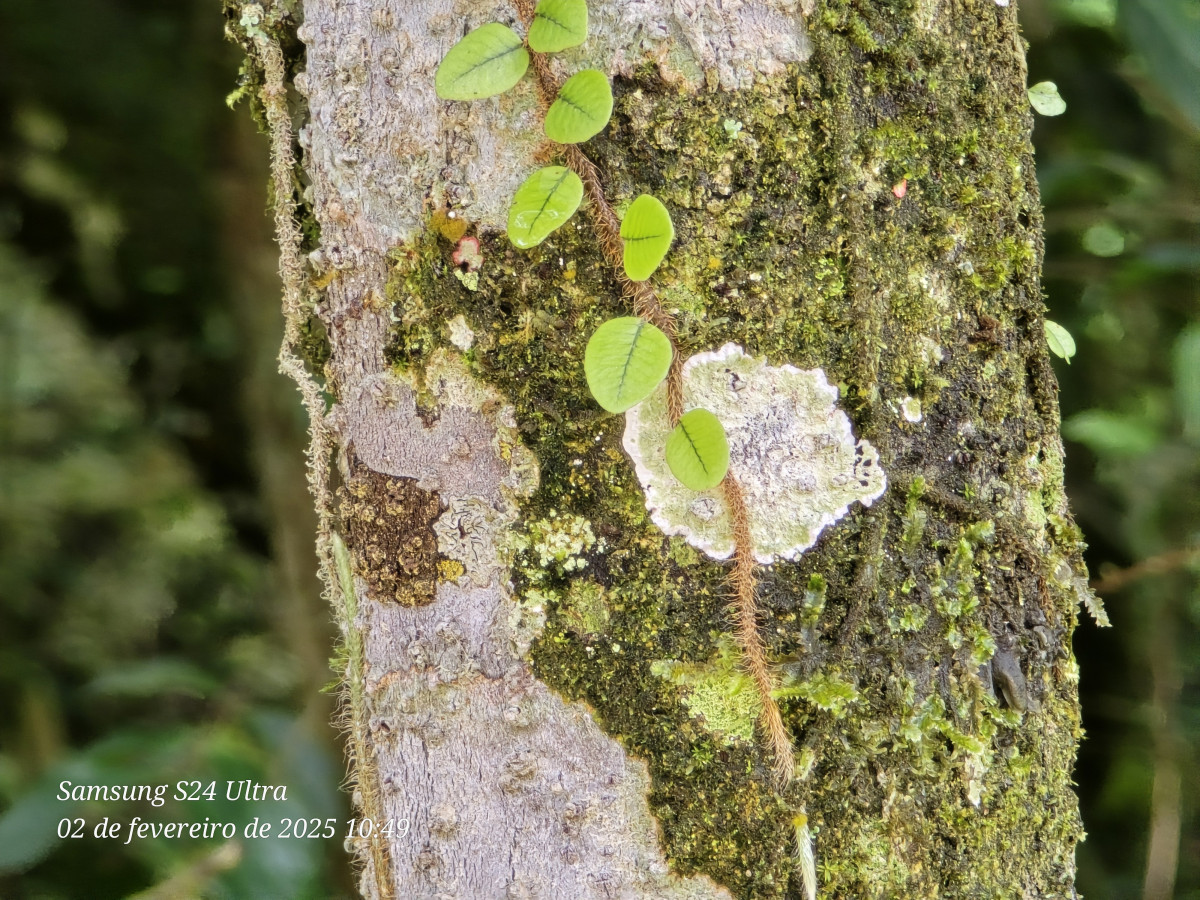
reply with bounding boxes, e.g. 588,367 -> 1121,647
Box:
615,321 -> 647,404
678,419 -> 710,475
556,88 -> 604,123
534,10 -> 577,34
523,169 -> 572,238
446,39 -> 524,87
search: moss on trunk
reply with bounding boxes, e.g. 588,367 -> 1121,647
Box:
380,0 -> 1084,896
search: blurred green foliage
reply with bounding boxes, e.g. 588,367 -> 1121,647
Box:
0,1 -> 351,897
1026,0 -> 1199,897
0,0 -> 1194,897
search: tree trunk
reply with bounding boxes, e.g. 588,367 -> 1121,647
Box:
233,0 -> 1093,896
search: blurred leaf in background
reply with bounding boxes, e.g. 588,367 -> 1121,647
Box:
1119,0 -> 1200,133
0,236 -> 347,899
1026,0 -> 1199,897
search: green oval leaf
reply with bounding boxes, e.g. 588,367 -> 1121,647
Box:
1028,81 -> 1066,116
529,0 -> 589,53
1081,222 -> 1125,257
584,317 -> 673,413
544,69 -> 613,144
436,24 -> 530,101
620,194 -> 674,282
666,409 -> 730,491
507,166 -> 584,249
1173,325 -> 1200,443
1063,409 -> 1160,457
1044,319 -> 1076,363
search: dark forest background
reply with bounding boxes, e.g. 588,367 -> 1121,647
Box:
0,0 -> 1195,897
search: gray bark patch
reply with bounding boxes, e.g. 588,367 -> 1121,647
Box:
371,667 -> 733,899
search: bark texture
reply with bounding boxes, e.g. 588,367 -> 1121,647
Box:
231,0 -> 1092,896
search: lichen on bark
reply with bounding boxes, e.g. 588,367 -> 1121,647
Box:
623,342 -> 887,563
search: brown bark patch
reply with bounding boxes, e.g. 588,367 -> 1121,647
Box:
338,460 -> 443,606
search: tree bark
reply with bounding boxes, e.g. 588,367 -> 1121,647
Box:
234,0 -> 1092,896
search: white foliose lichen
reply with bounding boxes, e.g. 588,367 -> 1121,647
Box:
525,513 -> 603,573
447,313 -> 475,351
900,396 -> 923,423
623,344 -> 887,563
434,497 -> 504,587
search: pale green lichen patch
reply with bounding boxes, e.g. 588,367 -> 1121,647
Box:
447,313 -> 475,351
434,497 -> 506,587
652,637 -> 762,743
510,586 -> 555,658
625,344 -> 887,563
521,511 -> 603,573
560,580 -> 610,636
900,395 -> 923,423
